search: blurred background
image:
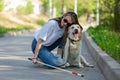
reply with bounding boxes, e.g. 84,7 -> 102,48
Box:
0,0 -> 118,30
0,0 -> 98,30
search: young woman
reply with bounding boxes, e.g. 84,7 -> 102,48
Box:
31,12 -> 82,67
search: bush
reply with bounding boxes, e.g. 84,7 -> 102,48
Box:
0,26 -> 8,34
87,25 -> 120,63
36,20 -> 45,26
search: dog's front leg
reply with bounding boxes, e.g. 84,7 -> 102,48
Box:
78,55 -> 84,68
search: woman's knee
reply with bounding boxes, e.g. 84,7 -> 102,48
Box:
38,48 -> 59,66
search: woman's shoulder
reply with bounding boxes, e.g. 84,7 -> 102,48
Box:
48,19 -> 58,24
42,19 -> 58,29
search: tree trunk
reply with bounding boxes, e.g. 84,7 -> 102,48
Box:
114,0 -> 120,32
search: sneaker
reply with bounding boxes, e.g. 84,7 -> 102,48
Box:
61,62 -> 70,68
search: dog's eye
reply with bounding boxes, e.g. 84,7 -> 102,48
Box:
71,27 -> 74,29
77,26 -> 80,28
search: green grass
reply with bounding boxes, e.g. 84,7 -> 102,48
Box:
0,25 -> 34,34
87,25 -> 120,63
36,20 -> 45,26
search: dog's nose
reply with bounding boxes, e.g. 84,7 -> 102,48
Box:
74,29 -> 78,34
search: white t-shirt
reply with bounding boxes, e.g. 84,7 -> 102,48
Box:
34,20 -> 65,46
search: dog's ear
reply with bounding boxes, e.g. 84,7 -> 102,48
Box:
79,26 -> 83,31
78,24 -> 83,31
79,25 -> 82,40
67,25 -> 71,34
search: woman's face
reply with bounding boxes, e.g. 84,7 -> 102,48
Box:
61,16 -> 73,28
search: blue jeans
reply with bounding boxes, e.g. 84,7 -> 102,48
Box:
31,38 -> 63,67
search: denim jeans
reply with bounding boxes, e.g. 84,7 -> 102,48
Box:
31,38 -> 63,67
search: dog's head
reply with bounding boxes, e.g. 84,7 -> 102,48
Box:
68,24 -> 82,41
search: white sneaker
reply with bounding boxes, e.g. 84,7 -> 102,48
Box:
61,62 -> 70,68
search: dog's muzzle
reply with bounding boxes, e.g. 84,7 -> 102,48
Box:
73,29 -> 79,37
74,29 -> 79,34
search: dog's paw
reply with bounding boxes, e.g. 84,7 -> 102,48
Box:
86,64 -> 94,68
78,63 -> 84,68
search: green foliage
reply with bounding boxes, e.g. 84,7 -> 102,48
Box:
17,0 -> 33,15
0,26 -> 8,34
100,13 -> 114,28
100,0 -> 115,27
0,25 -> 34,34
77,0 -> 96,16
41,0 -> 49,15
36,20 -> 46,26
0,0 -> 4,12
42,0 -> 96,17
87,25 -> 120,63
42,0 -> 49,7
114,0 -> 120,32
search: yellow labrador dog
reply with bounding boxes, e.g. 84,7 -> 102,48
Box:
62,24 -> 93,68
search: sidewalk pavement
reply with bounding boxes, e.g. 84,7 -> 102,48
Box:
0,30 -> 106,80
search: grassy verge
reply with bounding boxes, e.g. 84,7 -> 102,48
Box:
0,25 -> 34,34
0,13 -> 49,35
87,25 -> 120,63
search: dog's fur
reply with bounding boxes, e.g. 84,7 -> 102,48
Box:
62,24 -> 93,68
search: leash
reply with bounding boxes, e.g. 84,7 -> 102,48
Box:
28,58 -> 84,77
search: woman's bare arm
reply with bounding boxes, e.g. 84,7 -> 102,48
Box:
33,39 -> 44,64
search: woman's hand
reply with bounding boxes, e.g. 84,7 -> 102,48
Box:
32,58 -> 37,64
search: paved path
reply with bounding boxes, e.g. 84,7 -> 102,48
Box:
0,31 -> 106,80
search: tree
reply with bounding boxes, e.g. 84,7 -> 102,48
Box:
0,0 -> 4,12
99,0 -> 115,27
114,0 -> 120,32
53,0 -> 96,17
42,0 -> 49,15
17,0 -> 33,15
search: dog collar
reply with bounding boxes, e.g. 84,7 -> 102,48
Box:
68,37 -> 80,43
